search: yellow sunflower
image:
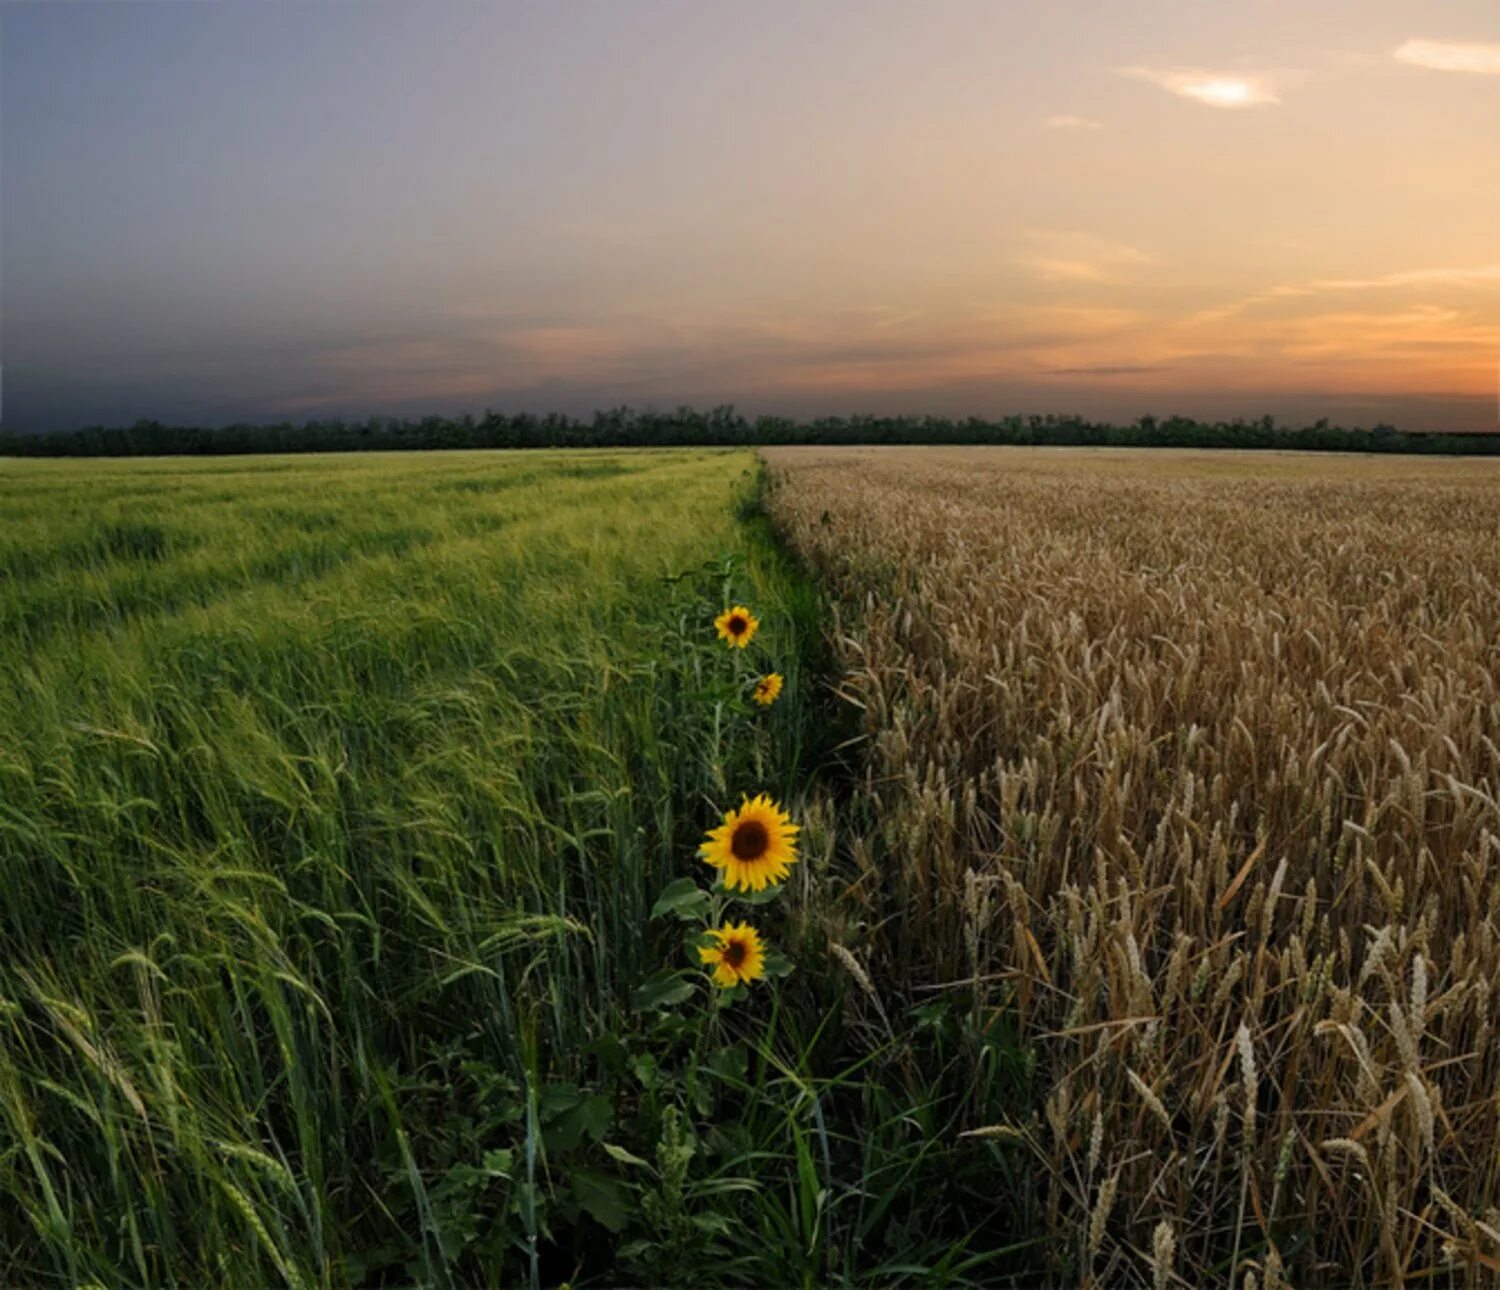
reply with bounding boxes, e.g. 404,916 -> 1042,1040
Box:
752,673 -> 784,707
714,605 -> 759,649
699,793 -> 799,892
698,921 -> 767,988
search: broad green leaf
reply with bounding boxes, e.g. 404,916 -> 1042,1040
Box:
721,881 -> 785,906
569,1170 -> 631,1233
762,950 -> 795,979
631,969 -> 695,1012
650,877 -> 710,922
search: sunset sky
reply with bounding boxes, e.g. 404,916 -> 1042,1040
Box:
4,0 -> 1499,432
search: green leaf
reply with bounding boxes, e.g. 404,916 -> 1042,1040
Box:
762,950 -> 795,979
481,1149 -> 515,1176
539,1083 -> 581,1118
575,1094 -> 613,1143
702,1043 -> 749,1083
691,1212 -> 734,1236
602,1142 -> 652,1169
547,1096 -> 613,1152
650,877 -> 710,922
569,1170 -> 631,1233
630,969 -> 695,1012
720,880 -> 785,906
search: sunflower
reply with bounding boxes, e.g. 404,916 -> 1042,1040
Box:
698,921 -> 767,988
714,605 -> 759,649
752,673 -> 784,707
699,793 -> 799,892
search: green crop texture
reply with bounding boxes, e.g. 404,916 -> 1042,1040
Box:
0,449 -> 820,1286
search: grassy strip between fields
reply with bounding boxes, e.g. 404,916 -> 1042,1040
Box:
0,450 -> 1039,1288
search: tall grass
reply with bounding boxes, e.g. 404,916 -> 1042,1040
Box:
767,445 -> 1500,1286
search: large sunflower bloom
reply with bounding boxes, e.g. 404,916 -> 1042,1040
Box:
714,605 -> 759,649
698,921 -> 767,988
699,793 -> 799,892
752,673 -> 784,707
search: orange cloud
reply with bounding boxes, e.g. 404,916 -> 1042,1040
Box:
1019,231 -> 1153,284
1394,40 -> 1500,75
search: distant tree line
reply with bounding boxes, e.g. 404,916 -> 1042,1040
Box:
3,406 -> 1498,457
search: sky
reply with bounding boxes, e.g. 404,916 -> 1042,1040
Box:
3,0 -> 1499,433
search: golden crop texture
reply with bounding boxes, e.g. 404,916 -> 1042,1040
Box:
767,446 -> 1500,1286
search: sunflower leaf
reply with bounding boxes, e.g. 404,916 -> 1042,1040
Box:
650,877 -> 710,922
721,881 -> 785,906
631,969 -> 695,1012
762,951 -> 795,979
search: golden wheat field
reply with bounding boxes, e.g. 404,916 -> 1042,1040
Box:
765,446 -> 1500,1286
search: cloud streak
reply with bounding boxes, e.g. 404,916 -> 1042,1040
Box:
1190,262 -> 1500,325
1394,39 -> 1500,75
1045,365 -> 1169,377
1119,67 -> 1285,108
1043,114 -> 1103,130
1019,230 -> 1152,284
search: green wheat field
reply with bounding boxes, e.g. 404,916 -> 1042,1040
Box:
0,450 -> 914,1288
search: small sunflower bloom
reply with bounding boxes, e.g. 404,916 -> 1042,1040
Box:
699,793 -> 799,892
698,921 -> 767,988
715,605 -> 759,649
752,673 -> 784,707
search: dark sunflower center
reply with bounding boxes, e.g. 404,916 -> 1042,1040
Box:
728,615 -> 747,635
722,939 -> 748,968
730,820 -> 770,861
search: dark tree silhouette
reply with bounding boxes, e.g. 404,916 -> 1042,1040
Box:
1,407 -> 1496,457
